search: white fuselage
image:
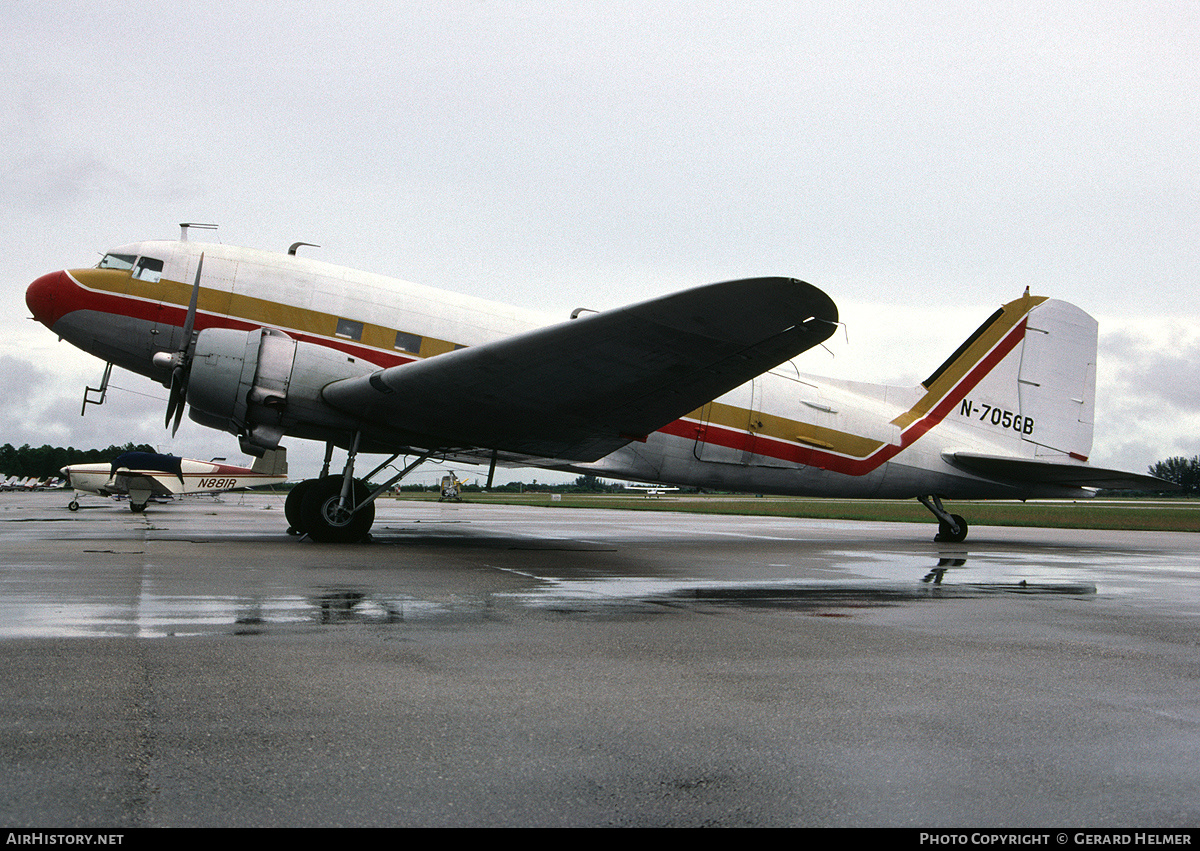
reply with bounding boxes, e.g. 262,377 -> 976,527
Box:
28,239 -> 1097,501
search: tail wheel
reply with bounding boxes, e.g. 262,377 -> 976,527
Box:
935,514 -> 968,543
300,476 -> 375,543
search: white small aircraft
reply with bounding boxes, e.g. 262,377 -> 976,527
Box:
27,225 -> 1169,541
626,484 -> 681,497
61,448 -> 287,512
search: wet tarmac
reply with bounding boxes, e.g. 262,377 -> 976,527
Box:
1,491 -> 1198,827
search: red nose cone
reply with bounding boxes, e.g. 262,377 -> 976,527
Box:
26,270 -> 70,327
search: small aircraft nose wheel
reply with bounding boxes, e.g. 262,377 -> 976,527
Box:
68,500 -> 79,512
935,514 -> 968,543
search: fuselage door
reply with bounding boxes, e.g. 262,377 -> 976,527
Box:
693,379 -> 763,466
741,378 -> 763,464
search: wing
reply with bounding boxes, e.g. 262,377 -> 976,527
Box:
322,277 -> 838,461
946,452 -> 1179,491
112,472 -> 180,497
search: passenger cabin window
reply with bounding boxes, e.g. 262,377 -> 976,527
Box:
394,331 -> 422,354
98,253 -> 137,271
132,257 -> 163,283
335,318 -> 364,341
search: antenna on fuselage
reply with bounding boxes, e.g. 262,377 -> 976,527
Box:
179,223 -> 218,241
288,242 -> 320,256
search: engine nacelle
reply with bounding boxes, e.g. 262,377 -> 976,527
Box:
186,327 -> 376,454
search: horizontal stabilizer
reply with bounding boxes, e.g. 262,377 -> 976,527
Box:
946,452 -> 1179,491
323,277 -> 838,462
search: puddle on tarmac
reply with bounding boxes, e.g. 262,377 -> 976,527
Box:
0,548 -> 1104,637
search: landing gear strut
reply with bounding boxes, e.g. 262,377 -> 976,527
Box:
918,494 -> 968,543
285,435 -> 433,543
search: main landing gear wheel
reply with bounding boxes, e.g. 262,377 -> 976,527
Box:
300,476 -> 375,543
935,514 -> 968,544
284,479 -> 318,535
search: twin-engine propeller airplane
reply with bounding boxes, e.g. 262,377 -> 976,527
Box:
61,448 -> 288,512
26,224 -> 1169,542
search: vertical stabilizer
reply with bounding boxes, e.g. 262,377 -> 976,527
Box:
927,295 -> 1097,461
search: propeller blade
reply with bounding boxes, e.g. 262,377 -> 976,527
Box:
181,253 -> 204,343
171,389 -> 187,436
161,253 -> 204,433
164,366 -> 183,429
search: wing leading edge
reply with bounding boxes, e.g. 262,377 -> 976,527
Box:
322,277 -> 839,461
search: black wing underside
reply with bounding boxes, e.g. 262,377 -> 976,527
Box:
322,277 -> 839,462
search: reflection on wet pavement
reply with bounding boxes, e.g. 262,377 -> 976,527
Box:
2,493 -> 1196,637
0,553 -> 1099,638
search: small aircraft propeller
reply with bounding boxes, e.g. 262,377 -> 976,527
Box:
155,253 -> 203,436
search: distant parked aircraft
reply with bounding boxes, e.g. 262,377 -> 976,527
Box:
61,448 -> 287,512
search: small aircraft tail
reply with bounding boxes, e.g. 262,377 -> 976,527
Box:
922,292 -> 1097,461
251,447 -> 288,477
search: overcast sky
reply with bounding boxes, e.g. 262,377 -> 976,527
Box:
2,1 -> 1196,483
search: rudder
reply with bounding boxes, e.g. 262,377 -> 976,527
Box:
251,447 -> 288,477
1016,299 -> 1097,459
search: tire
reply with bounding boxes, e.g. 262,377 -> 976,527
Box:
300,476 -> 375,543
284,479 -> 318,534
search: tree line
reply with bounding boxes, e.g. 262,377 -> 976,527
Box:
1147,456 -> 1200,495
0,443 -> 157,479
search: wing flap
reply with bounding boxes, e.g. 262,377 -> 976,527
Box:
322,277 -> 838,461
946,452 -> 1178,491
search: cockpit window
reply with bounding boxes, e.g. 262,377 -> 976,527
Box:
98,253 -> 137,271
132,256 -> 164,283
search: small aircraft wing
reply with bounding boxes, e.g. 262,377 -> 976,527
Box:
323,277 -> 838,462
112,471 -> 180,497
946,452 -> 1179,491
